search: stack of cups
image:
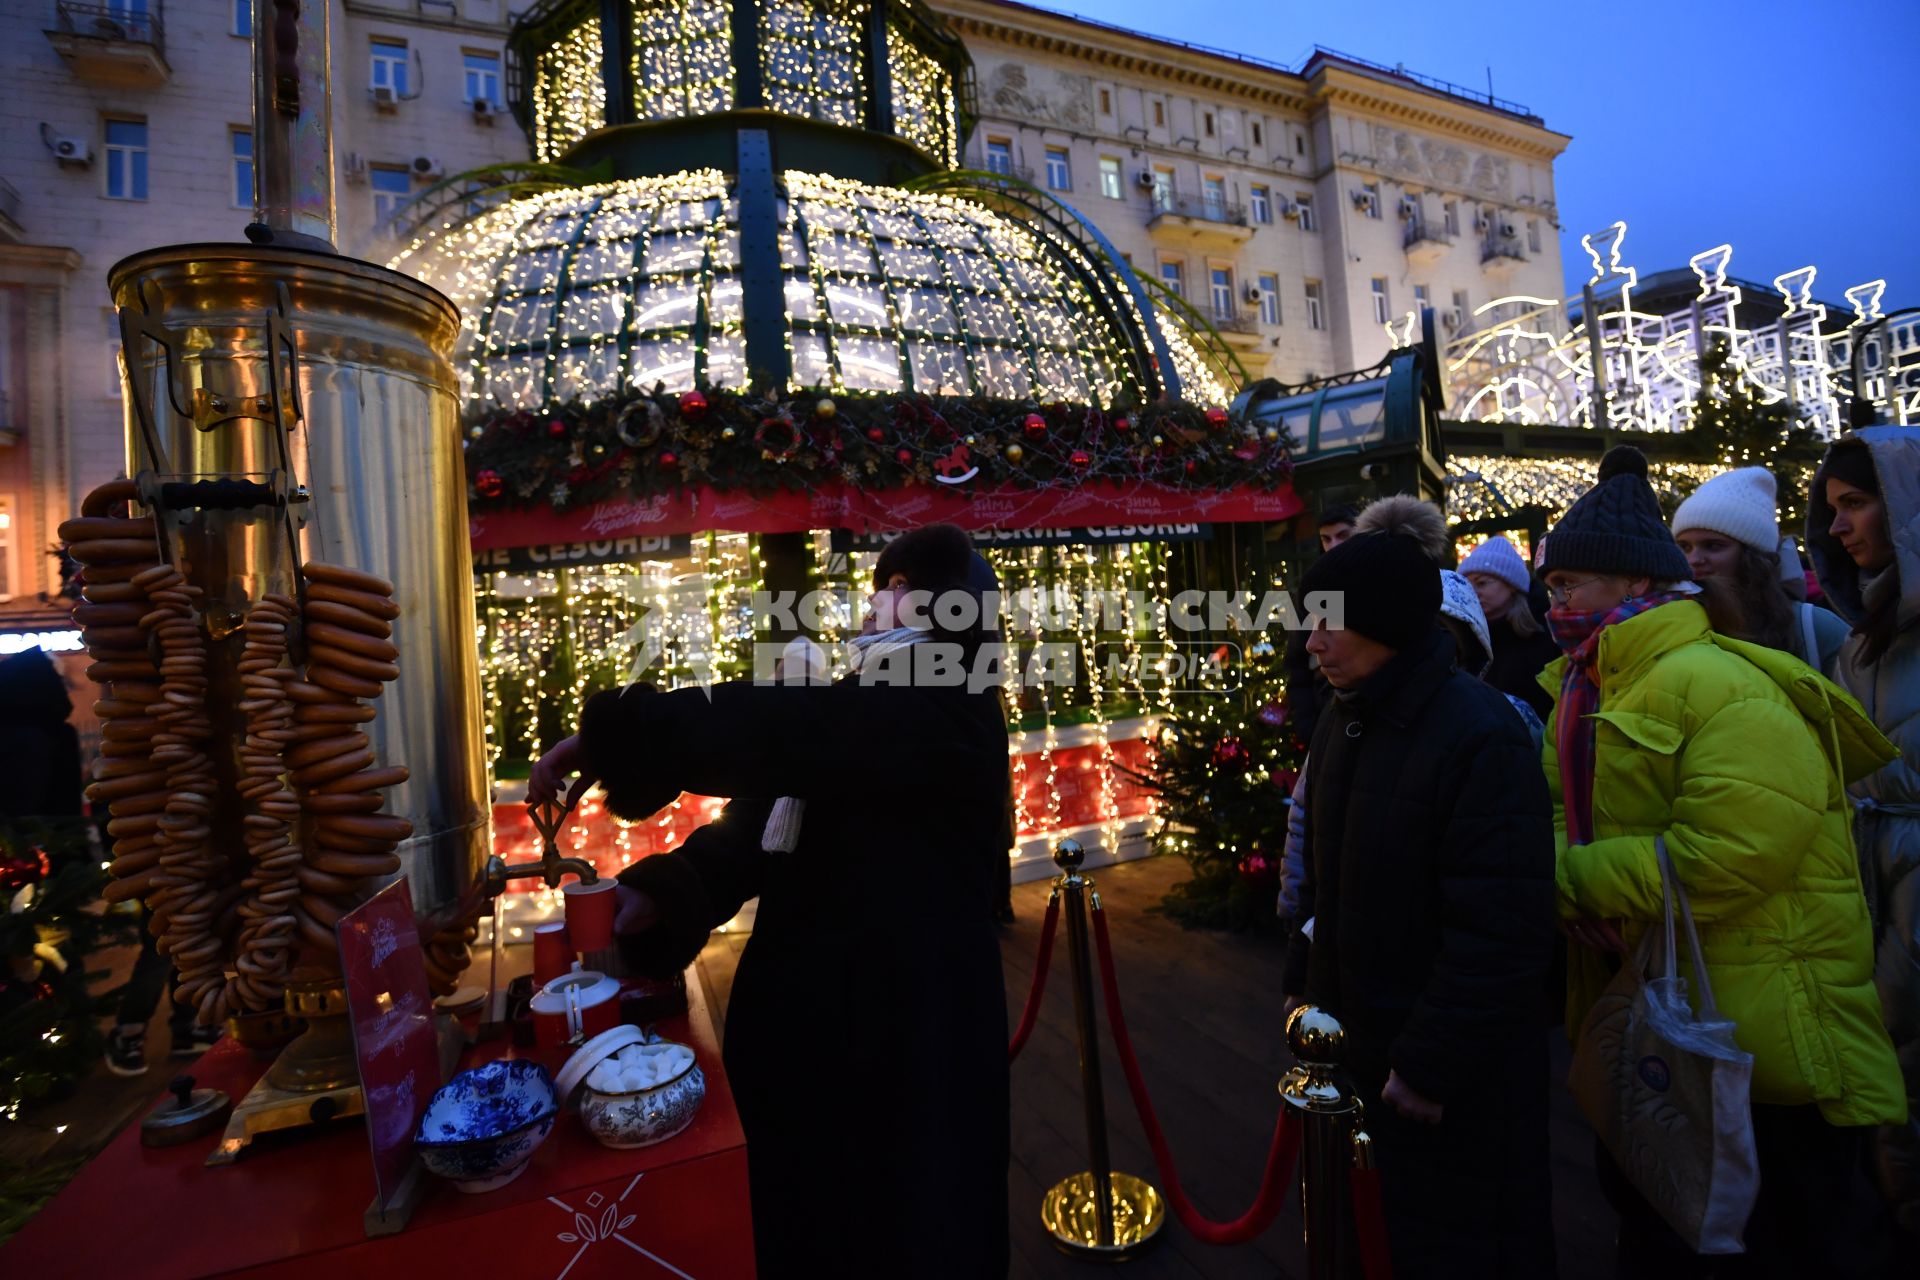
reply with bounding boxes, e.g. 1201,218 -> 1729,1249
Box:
526,877 -> 624,1055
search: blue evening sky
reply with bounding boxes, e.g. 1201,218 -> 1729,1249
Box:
1016,0 -> 1918,309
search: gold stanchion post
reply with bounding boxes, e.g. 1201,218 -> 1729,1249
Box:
1039,839 -> 1165,1259
1279,1005 -> 1366,1280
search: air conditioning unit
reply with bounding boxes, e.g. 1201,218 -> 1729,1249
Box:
50,135 -> 93,168
1244,283 -> 1264,303
1474,213 -> 1491,232
1444,306 -> 1464,331
1351,188 -> 1372,207
1279,199 -> 1300,220
1399,196 -> 1420,216
344,152 -> 368,185
371,85 -> 398,112
471,98 -> 499,124
410,155 -> 444,180
1134,170 -> 1157,191
1499,221 -> 1516,238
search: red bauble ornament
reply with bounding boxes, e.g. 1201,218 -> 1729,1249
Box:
678,390 -> 709,421
1205,407 -> 1230,431
1113,414 -> 1131,433
1212,735 -> 1250,770
0,849 -> 47,893
895,447 -> 914,465
547,418 -> 568,439
866,426 -> 887,444
1023,413 -> 1047,439
658,450 -> 680,467
1070,449 -> 1091,468
474,469 -> 504,498
1233,437 -> 1262,462
1184,460 -> 1199,476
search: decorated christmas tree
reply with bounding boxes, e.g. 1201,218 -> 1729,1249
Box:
1141,635 -> 1307,931
1687,338 -> 1817,532
1,821 -> 133,1121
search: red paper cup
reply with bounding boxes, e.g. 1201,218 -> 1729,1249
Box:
564,879 -> 618,953
532,922 -> 573,987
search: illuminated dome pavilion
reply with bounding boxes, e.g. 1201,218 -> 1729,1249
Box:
393,0 -> 1227,412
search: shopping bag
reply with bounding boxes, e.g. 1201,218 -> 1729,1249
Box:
1567,838 -> 1758,1254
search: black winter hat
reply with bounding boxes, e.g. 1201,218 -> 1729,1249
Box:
1541,450 -> 1692,582
1301,529 -> 1442,650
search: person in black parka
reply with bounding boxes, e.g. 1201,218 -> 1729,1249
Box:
1284,527 -> 1557,1279
527,525 -> 1012,1279
0,647 -> 83,820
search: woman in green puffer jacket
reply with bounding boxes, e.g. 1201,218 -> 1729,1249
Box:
1540,447 -> 1904,1277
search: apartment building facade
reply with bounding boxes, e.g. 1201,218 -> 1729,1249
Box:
0,0 -> 522,625
934,0 -> 1570,387
0,0 -> 1570,630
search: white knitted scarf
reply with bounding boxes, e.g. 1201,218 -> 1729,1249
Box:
760,628 -> 927,853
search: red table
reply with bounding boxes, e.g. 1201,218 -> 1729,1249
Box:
6,974 -> 754,1280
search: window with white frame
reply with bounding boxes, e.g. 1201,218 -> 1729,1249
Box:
1099,157 -> 1122,201
1452,289 -> 1470,327
1250,185 -> 1271,224
1361,183 -> 1380,219
231,0 -> 249,37
464,51 -> 502,107
1159,259 -> 1184,300
1370,277 -> 1389,324
1044,147 -> 1071,192
371,38 -> 409,97
984,138 -> 1013,176
105,308 -> 122,397
1259,273 -> 1281,326
231,129 -> 252,209
1294,193 -> 1315,231
371,166 -> 412,224
1305,279 -> 1325,330
1202,175 -> 1227,219
1443,201 -> 1460,237
1413,284 -> 1430,312
103,119 -> 147,201
1209,265 -> 1234,320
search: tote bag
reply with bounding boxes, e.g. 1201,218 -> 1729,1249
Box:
1567,838 -> 1759,1254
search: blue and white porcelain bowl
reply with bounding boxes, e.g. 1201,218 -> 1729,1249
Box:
415,1059 -> 559,1193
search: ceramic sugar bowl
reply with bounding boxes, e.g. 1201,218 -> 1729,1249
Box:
557,1025 -> 706,1150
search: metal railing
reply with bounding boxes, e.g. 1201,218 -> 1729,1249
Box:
1150,191 -> 1248,228
1210,312 -> 1260,334
1481,233 -> 1527,265
979,162 -> 1033,184
1402,220 -> 1452,251
54,0 -> 163,53
1303,45 -> 1538,121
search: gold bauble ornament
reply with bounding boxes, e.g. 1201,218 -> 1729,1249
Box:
1151,434 -> 1165,447
721,426 -> 737,441
1263,426 -> 1280,443
815,397 -> 837,419
1005,443 -> 1025,464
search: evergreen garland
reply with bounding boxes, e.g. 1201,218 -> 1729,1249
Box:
462,386 -> 1292,513
0,822 -> 134,1120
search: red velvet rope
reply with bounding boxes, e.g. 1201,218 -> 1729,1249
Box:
1350,1163 -> 1395,1280
1089,904 -> 1301,1246
1007,892 -> 1061,1064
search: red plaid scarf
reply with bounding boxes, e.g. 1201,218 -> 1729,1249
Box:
1547,592 -> 1690,845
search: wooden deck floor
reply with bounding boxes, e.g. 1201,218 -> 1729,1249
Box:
701,854 -> 1618,1280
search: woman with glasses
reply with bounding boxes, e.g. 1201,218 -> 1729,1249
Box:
1541,446 -> 1902,1276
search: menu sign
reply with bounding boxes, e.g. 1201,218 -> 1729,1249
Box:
338,880 -> 444,1218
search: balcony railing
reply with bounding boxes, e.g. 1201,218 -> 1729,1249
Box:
1480,233 -> 1527,266
1209,312 -> 1261,334
1402,220 -> 1452,251
979,163 -> 1033,185
1150,192 -> 1248,228
54,1 -> 163,54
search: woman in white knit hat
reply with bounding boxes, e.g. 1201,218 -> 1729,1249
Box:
1459,534 -> 1560,719
1671,465 -> 1849,676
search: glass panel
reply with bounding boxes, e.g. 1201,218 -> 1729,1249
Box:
489,294 -> 555,347
553,345 -> 621,401
909,341 -> 971,395
630,335 -> 698,387
836,334 -> 902,391
632,279 -> 702,332
825,280 -> 889,327
630,0 -> 735,123
790,331 -> 832,387
784,275 -> 822,322
894,287 -> 956,335
557,286 -> 623,340
703,332 -> 748,389
763,0 -> 868,129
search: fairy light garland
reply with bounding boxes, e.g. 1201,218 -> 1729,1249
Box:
631,0 -> 735,122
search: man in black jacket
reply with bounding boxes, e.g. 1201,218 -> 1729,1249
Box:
527,525 -> 1012,1278
1285,526 -> 1557,1278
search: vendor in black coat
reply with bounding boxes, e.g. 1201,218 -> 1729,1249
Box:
527,525 -> 1012,1279
1284,527 -> 1557,1279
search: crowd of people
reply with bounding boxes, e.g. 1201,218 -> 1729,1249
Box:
1277,426 -> 1917,1278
